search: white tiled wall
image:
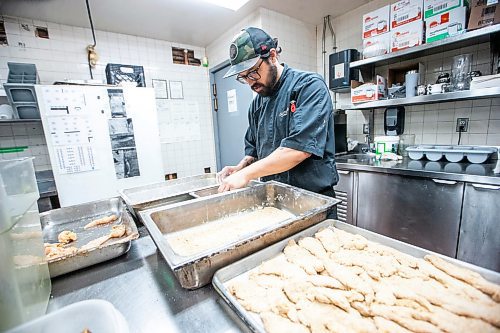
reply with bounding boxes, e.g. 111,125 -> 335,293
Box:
0,15 -> 216,176
206,10 -> 262,68
0,122 -> 50,170
315,0 -> 500,146
260,8 -> 317,72
206,8 -> 317,72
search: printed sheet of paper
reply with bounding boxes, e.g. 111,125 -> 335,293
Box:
55,144 -> 97,174
157,100 -> 201,143
169,81 -> 184,99
152,79 -> 168,99
46,109 -> 99,174
41,87 -> 86,116
227,89 -> 238,113
46,115 -> 93,145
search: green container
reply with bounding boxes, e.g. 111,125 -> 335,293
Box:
424,0 -> 468,18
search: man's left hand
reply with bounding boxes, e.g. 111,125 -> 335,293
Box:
217,172 -> 250,193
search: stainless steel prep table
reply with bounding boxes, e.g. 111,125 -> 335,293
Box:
335,155 -> 500,270
335,156 -> 500,185
48,231 -> 250,333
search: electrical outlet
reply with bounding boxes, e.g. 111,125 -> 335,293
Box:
456,118 -> 469,132
362,123 -> 369,134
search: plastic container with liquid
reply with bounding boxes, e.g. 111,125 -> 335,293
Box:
375,136 -> 400,155
0,158 -> 51,331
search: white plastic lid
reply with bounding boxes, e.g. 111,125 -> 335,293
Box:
7,299 -> 130,333
374,136 -> 400,143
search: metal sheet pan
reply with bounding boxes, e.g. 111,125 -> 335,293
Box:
212,219 -> 500,333
119,174 -> 219,217
40,197 -> 139,278
139,181 -> 340,289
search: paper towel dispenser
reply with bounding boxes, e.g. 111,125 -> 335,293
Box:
384,106 -> 405,135
329,49 -> 359,92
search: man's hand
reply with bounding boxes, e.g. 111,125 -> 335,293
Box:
216,156 -> 256,183
216,165 -> 240,183
218,171 -> 250,193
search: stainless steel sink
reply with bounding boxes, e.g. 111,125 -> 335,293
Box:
336,153 -> 374,162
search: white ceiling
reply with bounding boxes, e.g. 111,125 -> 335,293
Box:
0,0 -> 370,46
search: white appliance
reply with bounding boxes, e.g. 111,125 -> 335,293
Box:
36,85 -> 164,207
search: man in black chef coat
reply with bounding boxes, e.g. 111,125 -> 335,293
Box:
217,27 -> 338,216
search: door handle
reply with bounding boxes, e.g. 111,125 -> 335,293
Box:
471,183 -> 500,190
338,170 -> 350,175
432,179 -> 457,185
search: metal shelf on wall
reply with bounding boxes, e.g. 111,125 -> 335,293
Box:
341,87 -> 500,110
0,119 -> 41,124
350,25 -> 500,70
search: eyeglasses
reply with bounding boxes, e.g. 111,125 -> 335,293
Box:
236,59 -> 263,84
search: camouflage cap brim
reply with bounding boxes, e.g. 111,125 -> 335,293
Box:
223,56 -> 260,78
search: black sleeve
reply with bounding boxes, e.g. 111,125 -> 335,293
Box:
244,103 -> 258,158
280,76 -> 333,158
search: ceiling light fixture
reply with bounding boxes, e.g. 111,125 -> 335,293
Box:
200,0 -> 250,11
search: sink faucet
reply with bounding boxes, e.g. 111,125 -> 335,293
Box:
362,121 -> 373,153
363,134 -> 373,153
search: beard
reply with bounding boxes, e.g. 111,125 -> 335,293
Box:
251,61 -> 278,97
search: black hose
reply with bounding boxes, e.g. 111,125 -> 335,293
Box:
85,0 -> 96,79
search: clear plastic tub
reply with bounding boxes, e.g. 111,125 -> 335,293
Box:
0,158 -> 51,331
406,145 -> 496,163
6,299 -> 130,333
0,158 -> 39,220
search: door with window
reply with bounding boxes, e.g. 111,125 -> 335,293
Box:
211,63 -> 254,170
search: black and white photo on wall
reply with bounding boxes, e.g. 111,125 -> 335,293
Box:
107,89 -> 127,118
106,90 -> 140,179
110,134 -> 137,150
108,118 -> 139,178
112,148 -> 140,178
108,117 -> 134,136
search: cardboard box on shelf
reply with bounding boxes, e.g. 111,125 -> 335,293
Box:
363,5 -> 391,39
387,62 -> 426,87
425,6 -> 467,42
363,33 -> 391,58
351,75 -> 387,104
468,0 -> 500,30
390,20 -> 425,52
424,0 -> 466,18
391,0 -> 424,29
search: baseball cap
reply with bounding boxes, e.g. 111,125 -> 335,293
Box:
223,27 -> 277,78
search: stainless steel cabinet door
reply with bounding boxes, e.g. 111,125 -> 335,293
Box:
334,170 -> 354,224
458,183 -> 500,272
357,172 -> 463,257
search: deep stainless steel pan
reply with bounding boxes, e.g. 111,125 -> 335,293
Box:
139,181 -> 340,289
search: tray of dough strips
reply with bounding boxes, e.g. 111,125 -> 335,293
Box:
39,197 -> 138,277
213,219 -> 500,333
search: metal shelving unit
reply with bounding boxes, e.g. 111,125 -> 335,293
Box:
0,119 -> 41,124
350,25 -> 500,70
341,87 -> 500,110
